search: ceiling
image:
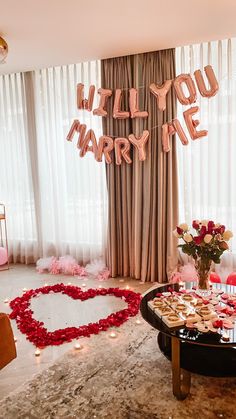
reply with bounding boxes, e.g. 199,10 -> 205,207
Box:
1,0 -> 236,74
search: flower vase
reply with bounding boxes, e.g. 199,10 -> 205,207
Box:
195,258 -> 212,297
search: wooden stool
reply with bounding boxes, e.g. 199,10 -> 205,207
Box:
0,203 -> 9,271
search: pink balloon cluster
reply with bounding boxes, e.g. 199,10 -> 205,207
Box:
0,247 -> 8,266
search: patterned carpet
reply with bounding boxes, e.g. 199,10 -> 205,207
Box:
0,316 -> 236,419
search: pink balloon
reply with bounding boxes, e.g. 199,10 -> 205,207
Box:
194,65 -> 219,98
113,89 -> 130,119
77,84 -> 95,111
173,74 -> 197,105
114,138 -> 132,164
93,88 -> 112,117
0,247 -> 8,265
129,88 -> 148,118
79,129 -> 98,157
183,106 -> 208,140
162,119 -> 189,152
96,136 -> 114,164
128,130 -> 149,160
149,80 -> 172,111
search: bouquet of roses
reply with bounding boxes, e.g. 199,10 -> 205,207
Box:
173,220 -> 233,264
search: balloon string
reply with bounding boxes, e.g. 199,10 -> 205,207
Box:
101,118 -> 174,138
104,73 -> 231,91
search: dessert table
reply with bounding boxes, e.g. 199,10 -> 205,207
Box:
140,282 -> 236,400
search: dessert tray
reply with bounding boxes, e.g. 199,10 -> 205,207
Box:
147,288 -> 236,339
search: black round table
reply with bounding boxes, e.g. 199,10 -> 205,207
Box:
140,282 -> 236,400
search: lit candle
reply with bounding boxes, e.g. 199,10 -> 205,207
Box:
67,282 -> 72,286
135,319 -> 141,325
14,336 -> 17,342
98,285 -> 102,289
125,285 -> 130,290
35,348 -> 41,356
74,342 -> 83,350
22,288 -> 27,292
82,283 -> 87,287
4,298 -> 9,303
109,331 -> 117,339
44,283 -> 48,287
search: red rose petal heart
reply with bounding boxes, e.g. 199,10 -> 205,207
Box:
9,284 -> 141,348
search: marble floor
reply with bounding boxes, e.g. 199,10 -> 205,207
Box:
0,264 -> 152,400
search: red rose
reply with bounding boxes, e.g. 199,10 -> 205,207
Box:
176,226 -> 183,235
219,225 -> 226,234
193,236 -> 202,245
192,220 -> 200,230
207,220 -> 215,233
213,319 -> 223,329
200,225 -> 207,236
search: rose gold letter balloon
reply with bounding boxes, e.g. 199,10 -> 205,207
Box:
149,80 -> 172,111
113,89 -> 130,119
162,119 -> 189,152
66,119 -> 87,149
77,84 -> 95,111
172,119 -> 189,146
128,130 -> 149,161
129,88 -> 148,118
80,129 -> 98,157
66,120 -> 80,141
194,65 -> 219,98
114,138 -> 132,165
93,88 -> 112,117
183,106 -> 208,140
96,136 -> 114,164
173,74 -> 197,105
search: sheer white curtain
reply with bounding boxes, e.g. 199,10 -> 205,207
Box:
0,61 -> 107,264
0,73 -> 38,263
33,62 -> 107,263
176,39 -> 236,276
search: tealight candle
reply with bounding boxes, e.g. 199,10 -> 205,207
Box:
82,283 -> 87,287
35,348 -> 41,357
74,342 -> 83,350
14,337 -> 17,342
125,285 -> 130,290
135,319 -> 141,325
4,298 -> 9,303
22,288 -> 27,292
109,331 -> 117,339
67,282 -> 72,286
44,283 -> 48,287
98,285 -> 102,289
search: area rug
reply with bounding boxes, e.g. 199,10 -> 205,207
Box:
0,316 -> 235,419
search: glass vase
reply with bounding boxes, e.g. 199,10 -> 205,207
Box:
195,258 -> 212,297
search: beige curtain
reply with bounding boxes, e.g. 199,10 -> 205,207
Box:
102,49 -> 178,282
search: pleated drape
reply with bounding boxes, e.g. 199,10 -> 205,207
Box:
102,49 -> 178,282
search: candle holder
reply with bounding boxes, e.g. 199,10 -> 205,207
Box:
0,203 -> 9,271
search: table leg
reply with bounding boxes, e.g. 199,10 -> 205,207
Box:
171,336 -> 191,400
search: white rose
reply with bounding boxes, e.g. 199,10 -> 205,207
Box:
201,220 -> 209,227
223,230 -> 233,241
173,229 -> 181,238
183,233 -> 193,243
204,234 -> 213,244
179,223 -> 189,232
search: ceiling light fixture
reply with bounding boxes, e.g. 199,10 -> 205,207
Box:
0,36 -> 8,64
